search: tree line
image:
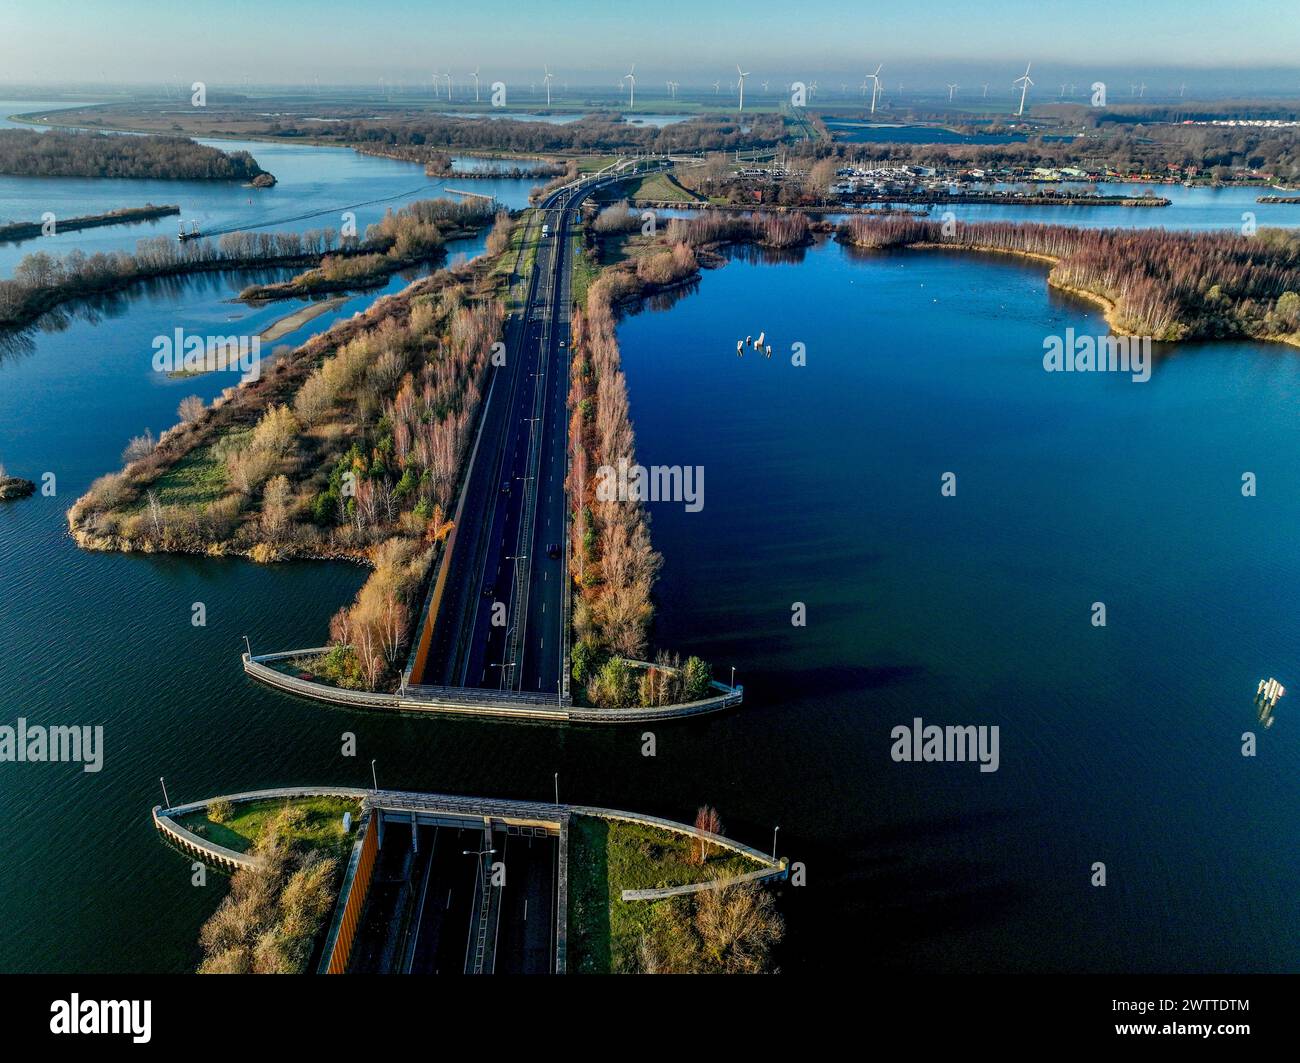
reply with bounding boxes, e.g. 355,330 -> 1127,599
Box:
838,216 -> 1300,341
0,128 -> 270,181
251,111 -> 786,155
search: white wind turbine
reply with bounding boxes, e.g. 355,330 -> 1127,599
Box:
982,82 -> 989,98
431,69 -> 441,98
866,64 -> 883,114
470,67 -> 480,103
445,72 -> 453,100
713,79 -> 721,95
544,65 -> 554,106
736,64 -> 750,111
1013,62 -> 1033,116
624,64 -> 636,109
947,83 -> 958,101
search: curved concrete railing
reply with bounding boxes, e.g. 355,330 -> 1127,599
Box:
153,786 -> 784,884
243,649 -> 743,723
152,786 -> 370,871
153,805 -> 260,872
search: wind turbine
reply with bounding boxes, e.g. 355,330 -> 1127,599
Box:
809,80 -> 818,99
982,83 -> 989,98
624,64 -> 636,109
445,72 -> 453,100
713,79 -> 721,95
736,64 -> 749,111
431,69 -> 441,98
1013,62 -> 1033,116
866,64 -> 882,114
947,83 -> 958,101
470,66 -> 480,103
1060,83 -> 1067,98
1139,81 -> 1147,97
543,65 -> 554,106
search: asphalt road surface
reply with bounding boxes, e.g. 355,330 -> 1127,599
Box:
416,166 -> 661,694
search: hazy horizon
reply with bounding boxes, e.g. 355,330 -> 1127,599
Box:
1,0 -> 1299,95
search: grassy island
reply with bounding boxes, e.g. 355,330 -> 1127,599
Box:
68,212 -> 515,693
0,128 -> 273,182
0,203 -> 179,243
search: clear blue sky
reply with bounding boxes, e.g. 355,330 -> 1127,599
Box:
1,0 -> 1296,90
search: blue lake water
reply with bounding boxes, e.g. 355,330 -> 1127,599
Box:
613,239 -> 1300,971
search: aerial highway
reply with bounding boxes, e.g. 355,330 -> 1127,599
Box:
414,160 -> 664,698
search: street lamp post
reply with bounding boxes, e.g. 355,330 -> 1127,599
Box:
159,776 -> 170,808
370,759 -> 378,792
731,665 -> 736,689
463,847 -> 497,889
772,825 -> 780,860
554,772 -> 559,806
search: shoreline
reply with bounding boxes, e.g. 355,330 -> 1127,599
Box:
848,237 -> 1300,352
257,297 -> 348,343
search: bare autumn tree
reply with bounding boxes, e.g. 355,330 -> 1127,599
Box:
694,883 -> 784,974
260,474 -> 293,542
691,805 -> 724,866
177,394 -> 206,423
328,606 -> 352,649
378,591 -> 409,666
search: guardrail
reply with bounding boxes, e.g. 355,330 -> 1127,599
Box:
620,865 -> 786,901
154,785 -> 783,893
152,805 -> 259,872
244,648 -> 743,723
